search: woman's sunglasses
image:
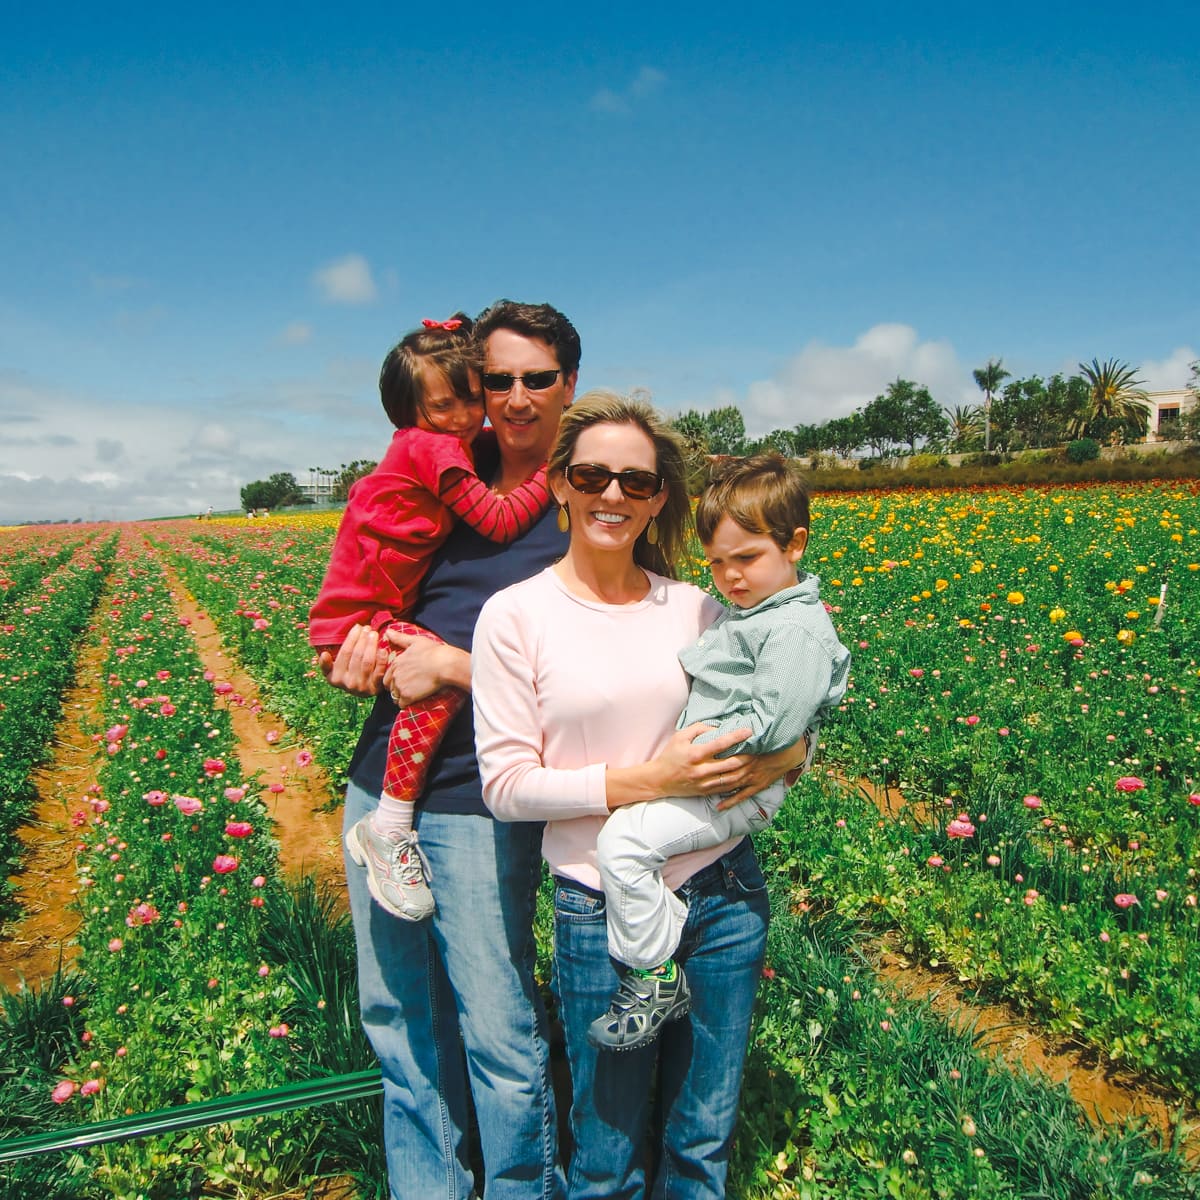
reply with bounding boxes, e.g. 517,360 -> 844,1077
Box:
481,369 -> 561,393
565,463 -> 664,500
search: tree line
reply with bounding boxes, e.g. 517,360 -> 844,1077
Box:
239,359 -> 1199,509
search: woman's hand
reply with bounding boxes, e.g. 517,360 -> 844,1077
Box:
319,625 -> 389,698
605,722 -> 752,811
714,735 -> 810,810
383,631 -> 471,707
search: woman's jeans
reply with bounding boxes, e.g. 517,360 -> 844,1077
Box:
554,836 -> 770,1200
343,779 -> 562,1200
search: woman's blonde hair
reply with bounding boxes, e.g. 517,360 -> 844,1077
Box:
548,390 -> 691,579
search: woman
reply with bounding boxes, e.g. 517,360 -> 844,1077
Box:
473,392 -> 803,1199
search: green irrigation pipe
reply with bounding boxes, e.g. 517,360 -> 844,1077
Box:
0,1068 -> 382,1164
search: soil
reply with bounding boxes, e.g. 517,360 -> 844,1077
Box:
0,557 -> 346,993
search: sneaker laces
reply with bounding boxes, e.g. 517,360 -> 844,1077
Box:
388,832 -> 433,888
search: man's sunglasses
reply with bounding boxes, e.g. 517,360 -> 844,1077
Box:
481,369 -> 561,393
565,463 -> 664,500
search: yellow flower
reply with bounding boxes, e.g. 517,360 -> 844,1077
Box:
935,578 -> 949,592
1125,610 -> 1140,621
1048,607 -> 1066,623
1063,630 -> 1083,642
1116,629 -> 1136,646
1007,591 -> 1025,605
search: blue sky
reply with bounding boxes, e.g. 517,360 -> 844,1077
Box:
2,2 -> 1197,521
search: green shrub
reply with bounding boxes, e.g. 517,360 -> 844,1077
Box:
1066,438 -> 1101,464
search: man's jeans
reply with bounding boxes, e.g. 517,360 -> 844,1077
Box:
553,836 -> 769,1200
344,779 -> 563,1200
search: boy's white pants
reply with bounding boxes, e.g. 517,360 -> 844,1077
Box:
596,780 -> 786,970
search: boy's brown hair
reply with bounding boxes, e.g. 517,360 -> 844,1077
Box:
694,452 -> 810,549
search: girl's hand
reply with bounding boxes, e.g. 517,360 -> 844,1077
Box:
319,625 -> 389,697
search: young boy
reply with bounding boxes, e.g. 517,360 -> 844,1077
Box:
589,453 -> 851,1051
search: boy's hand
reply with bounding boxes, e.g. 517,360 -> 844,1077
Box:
320,625 -> 388,697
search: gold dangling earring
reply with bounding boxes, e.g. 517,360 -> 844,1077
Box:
646,517 -> 659,546
557,505 -> 570,533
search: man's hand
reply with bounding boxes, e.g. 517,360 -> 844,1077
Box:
383,630 -> 471,707
319,625 -> 389,697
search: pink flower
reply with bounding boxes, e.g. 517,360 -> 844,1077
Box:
125,902 -> 160,927
268,1023 -> 290,1038
1188,794 -> 1200,807
253,618 -> 270,631
1023,795 -> 1043,809
258,964 -> 270,977
61,995 -> 75,1007
51,1080 -> 77,1104
105,724 -> 128,743
213,854 -> 239,874
295,750 -> 313,768
965,715 -> 980,727
173,795 -> 203,816
1100,930 -> 1111,943
143,790 -> 168,806
203,758 -> 227,778
268,782 -> 285,793
224,821 -> 253,838
1115,776 -> 1145,792
223,787 -> 246,803
108,937 -> 123,952
926,854 -> 944,868
909,668 -> 924,679
156,670 -> 171,681
986,854 -> 1000,867
213,681 -> 233,695
80,1079 -> 102,1096
252,875 -> 266,887
1023,889 -> 1039,905
946,815 -> 976,839
159,702 -> 176,717
265,730 -> 280,744
1113,893 -> 1139,909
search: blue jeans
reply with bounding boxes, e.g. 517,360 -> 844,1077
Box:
344,780 -> 563,1200
553,837 -> 769,1200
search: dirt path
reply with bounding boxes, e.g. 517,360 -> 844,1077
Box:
0,554 -> 346,996
164,565 -> 346,892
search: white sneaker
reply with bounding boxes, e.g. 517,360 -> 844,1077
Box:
345,818 -> 435,921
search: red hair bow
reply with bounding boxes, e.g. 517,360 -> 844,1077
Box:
422,318 -> 463,331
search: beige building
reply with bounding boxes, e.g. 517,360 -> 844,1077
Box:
1144,389 -> 1197,442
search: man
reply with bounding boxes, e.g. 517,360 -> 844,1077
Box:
325,300 -> 579,1200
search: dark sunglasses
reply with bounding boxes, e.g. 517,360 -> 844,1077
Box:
565,463 -> 664,500
481,369 -> 561,393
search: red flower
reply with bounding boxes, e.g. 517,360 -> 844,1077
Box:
224,821 -> 253,838
203,758 -> 227,778
1115,776 -> 1145,792
213,854 -> 239,874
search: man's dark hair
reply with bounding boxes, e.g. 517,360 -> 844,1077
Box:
474,300 -> 582,377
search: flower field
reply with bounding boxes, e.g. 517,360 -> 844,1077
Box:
1,482 -> 1198,1198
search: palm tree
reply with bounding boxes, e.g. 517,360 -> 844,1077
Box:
943,404 -> 983,453
1074,358 -> 1150,440
973,359 -> 1010,453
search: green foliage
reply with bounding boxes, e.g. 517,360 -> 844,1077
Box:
240,472 -> 308,512
1066,437 -> 1101,463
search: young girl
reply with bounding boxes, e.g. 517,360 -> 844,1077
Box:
309,314 -> 550,921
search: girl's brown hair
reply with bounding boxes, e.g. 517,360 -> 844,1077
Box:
378,313 -> 482,429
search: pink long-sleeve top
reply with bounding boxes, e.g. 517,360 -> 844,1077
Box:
473,566 -> 729,892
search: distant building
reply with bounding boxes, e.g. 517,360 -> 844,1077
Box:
1145,389 -> 1197,442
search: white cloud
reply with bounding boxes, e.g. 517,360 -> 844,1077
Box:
590,65 -> 667,114
730,323 -> 975,434
277,320 -> 314,345
313,254 -> 377,305
1139,346 -> 1197,391
0,367 -> 385,523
